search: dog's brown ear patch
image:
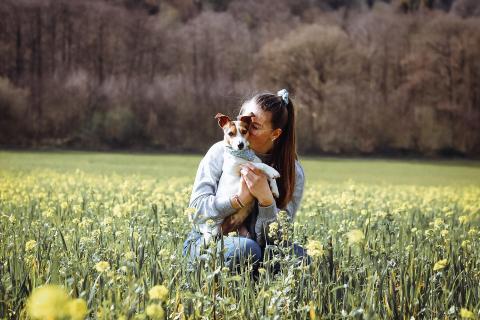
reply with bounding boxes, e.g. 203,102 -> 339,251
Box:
215,113 -> 231,128
238,112 -> 254,126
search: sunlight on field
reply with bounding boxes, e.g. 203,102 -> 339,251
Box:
1,151 -> 479,185
0,152 -> 479,319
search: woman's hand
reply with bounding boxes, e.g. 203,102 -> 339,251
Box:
224,177 -> 254,232
240,163 -> 275,207
237,174 -> 254,207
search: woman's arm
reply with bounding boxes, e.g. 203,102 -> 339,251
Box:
188,141 -> 237,223
242,161 -> 305,246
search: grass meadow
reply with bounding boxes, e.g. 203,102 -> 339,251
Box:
0,151 -> 479,319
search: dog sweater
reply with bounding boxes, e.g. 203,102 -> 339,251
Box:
225,145 -> 256,162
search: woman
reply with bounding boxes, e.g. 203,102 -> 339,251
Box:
183,89 -> 309,273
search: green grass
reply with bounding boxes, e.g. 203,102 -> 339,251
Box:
1,150 -> 479,319
1,151 -> 479,186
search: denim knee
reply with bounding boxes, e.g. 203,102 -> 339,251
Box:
292,243 -> 312,265
242,238 -> 262,263
223,237 -> 262,268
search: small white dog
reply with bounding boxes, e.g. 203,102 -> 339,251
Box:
197,113 -> 280,243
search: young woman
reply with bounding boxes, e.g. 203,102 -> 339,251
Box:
183,89 -> 309,273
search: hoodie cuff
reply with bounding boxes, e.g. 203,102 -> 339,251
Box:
257,202 -> 278,221
214,195 -> 237,218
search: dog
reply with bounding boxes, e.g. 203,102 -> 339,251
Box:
196,112 -> 280,243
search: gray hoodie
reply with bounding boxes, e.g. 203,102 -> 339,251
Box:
188,141 -> 305,246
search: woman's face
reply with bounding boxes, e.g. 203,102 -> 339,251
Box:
240,100 -> 282,154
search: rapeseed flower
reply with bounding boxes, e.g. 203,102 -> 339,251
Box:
95,261 -> 110,273
305,240 -> 324,258
459,308 -> 475,319
346,229 -> 364,246
433,259 -> 448,271
26,285 -> 69,320
146,304 -> 165,319
149,285 -> 169,301
25,240 -> 37,251
67,298 -> 88,320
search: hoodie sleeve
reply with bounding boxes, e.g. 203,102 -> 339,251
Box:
188,141 -> 237,224
254,160 -> 305,246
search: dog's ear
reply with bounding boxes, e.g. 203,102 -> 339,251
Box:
214,113 -> 231,128
237,112 -> 255,127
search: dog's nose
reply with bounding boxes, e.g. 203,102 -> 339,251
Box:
238,142 -> 244,150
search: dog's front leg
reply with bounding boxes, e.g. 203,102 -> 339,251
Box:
250,163 -> 280,198
251,163 -> 280,179
269,179 -> 280,198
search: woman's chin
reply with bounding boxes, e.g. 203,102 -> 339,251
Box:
249,145 -> 259,153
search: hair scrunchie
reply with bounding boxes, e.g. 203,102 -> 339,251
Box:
277,89 -> 289,105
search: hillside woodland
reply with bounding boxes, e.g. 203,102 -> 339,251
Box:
1,0 -> 479,156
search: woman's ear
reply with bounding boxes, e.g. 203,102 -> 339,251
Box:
271,128 -> 282,141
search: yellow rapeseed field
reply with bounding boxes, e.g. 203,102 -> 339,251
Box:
0,153 -> 479,319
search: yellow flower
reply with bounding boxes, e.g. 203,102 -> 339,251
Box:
459,215 -> 470,224
184,207 -> 196,218
431,218 -> 444,229
25,240 -> 37,251
42,208 -> 54,218
305,240 -> 324,258
461,240 -> 471,249
433,259 -> 448,271
146,304 -> 165,319
67,298 -> 88,320
149,285 -> 169,301
268,222 -> 279,239
26,285 -> 69,320
124,251 -> 135,260
95,261 -> 110,273
102,216 -> 113,225
346,229 -> 365,246
159,249 -> 169,258
309,301 -> 316,320
96,307 -> 104,319
459,308 -> 475,319
468,228 -> 477,237
113,204 -> 123,218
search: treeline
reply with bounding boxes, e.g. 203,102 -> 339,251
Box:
0,0 -> 479,156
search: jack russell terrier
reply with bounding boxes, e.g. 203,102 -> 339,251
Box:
196,112 -> 280,243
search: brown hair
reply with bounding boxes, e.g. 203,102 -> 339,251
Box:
240,91 -> 297,209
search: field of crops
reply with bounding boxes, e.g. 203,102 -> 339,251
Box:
0,151 -> 479,319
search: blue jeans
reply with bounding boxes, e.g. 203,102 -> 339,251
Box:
182,231 -> 310,274
183,232 -> 263,271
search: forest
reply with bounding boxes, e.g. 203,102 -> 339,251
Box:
0,0 -> 479,156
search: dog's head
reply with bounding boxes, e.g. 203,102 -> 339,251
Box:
215,112 -> 254,151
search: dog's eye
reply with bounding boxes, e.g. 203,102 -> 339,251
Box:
228,132 -> 234,136
241,130 -> 248,135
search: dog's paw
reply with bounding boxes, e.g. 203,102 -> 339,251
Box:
251,163 -> 280,179
264,167 -> 280,179
270,180 -> 280,198
272,188 -> 280,198
270,168 -> 280,179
